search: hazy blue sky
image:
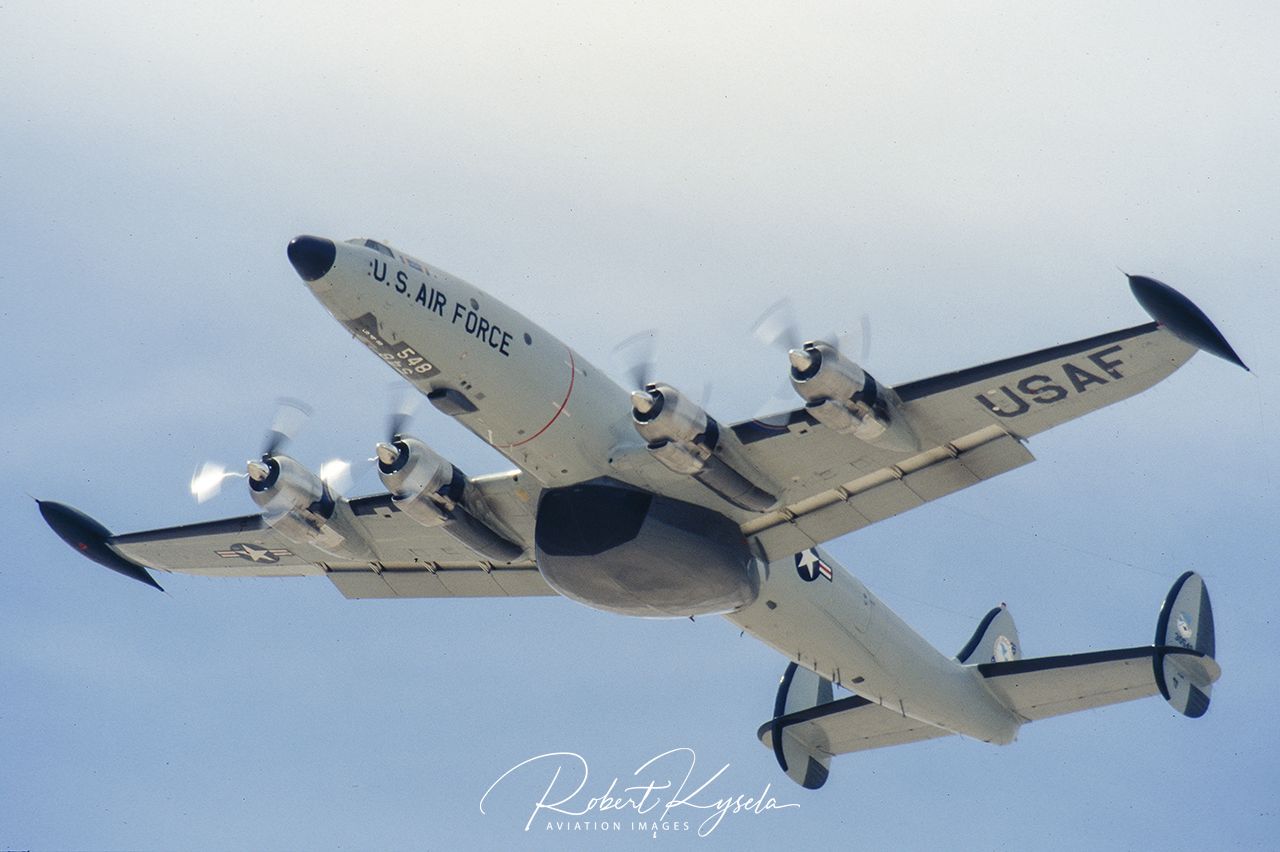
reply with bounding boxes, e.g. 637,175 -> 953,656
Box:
3,3 -> 1277,849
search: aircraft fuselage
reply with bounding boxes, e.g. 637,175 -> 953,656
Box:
295,235 -> 1023,745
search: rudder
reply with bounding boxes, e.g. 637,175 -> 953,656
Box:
1154,571 -> 1216,718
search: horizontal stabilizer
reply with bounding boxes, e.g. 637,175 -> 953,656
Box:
759,669 -> 951,782
983,570 -> 1219,721
979,645 -> 1219,721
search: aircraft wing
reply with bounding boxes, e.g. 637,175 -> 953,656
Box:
39,473 -> 556,600
757,693 -> 952,759
735,320 -> 1201,561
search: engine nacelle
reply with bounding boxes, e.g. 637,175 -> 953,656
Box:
631,384 -> 777,512
247,454 -> 372,559
788,342 -> 919,452
631,383 -> 709,450
249,453 -> 330,522
375,436 -> 524,562
376,436 -> 456,527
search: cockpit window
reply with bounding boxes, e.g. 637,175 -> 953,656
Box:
346,237 -> 396,257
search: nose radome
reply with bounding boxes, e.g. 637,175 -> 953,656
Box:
287,235 -> 336,282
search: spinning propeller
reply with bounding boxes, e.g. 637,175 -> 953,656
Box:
749,298 -> 873,422
375,386 -> 423,470
751,297 -> 872,363
189,399 -> 355,502
613,329 -> 712,415
613,329 -> 658,389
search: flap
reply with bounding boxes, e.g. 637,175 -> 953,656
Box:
741,425 -> 1033,561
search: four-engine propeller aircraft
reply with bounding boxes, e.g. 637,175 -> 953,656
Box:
40,235 -> 1243,788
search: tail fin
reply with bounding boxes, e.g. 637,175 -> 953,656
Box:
1154,571 -> 1216,717
769,663 -> 834,789
957,603 -> 1020,665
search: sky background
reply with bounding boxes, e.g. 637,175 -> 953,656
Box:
3,3 -> 1278,849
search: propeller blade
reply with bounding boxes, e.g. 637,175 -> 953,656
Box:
386,383 -> 424,442
319,457 -> 354,497
751,377 -> 797,427
262,398 -> 312,457
190,462 -> 245,503
696,379 -> 714,409
825,312 -> 874,360
190,462 -> 226,503
751,298 -> 801,353
828,312 -> 873,358
613,330 -> 658,390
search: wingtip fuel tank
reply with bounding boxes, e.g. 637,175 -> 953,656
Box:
37,500 -> 165,591
1128,275 -> 1247,370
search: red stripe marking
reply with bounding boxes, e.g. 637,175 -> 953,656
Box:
498,348 -> 576,449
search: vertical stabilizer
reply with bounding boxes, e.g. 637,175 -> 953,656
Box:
770,662 -> 835,789
957,604 -> 1020,665
1154,571 -> 1216,718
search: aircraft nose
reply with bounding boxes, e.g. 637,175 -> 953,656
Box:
287,235 -> 336,282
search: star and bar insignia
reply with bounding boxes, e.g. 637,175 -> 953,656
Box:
795,548 -> 833,582
216,542 -> 293,563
